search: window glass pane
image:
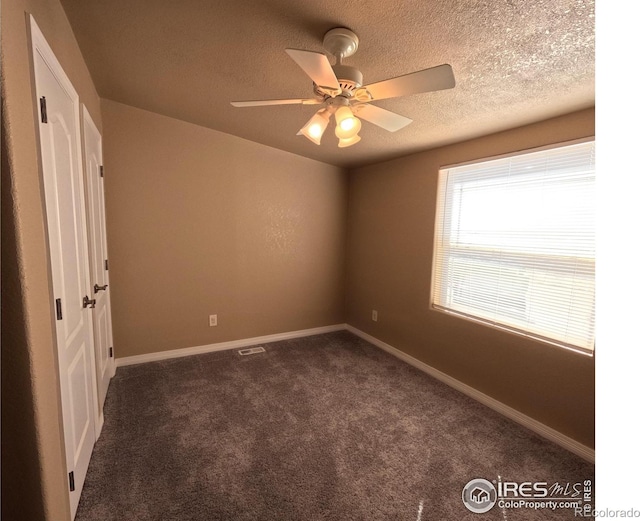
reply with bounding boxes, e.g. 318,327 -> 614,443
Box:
432,140 -> 595,353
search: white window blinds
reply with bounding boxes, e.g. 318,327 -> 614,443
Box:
432,140 -> 595,354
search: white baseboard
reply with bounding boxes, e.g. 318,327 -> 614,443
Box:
115,324 -> 347,367
345,325 -> 595,463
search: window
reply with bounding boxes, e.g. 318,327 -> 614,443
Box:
432,140 -> 595,354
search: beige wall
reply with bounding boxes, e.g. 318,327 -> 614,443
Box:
1,0 -> 102,519
101,100 -> 347,358
345,108 -> 595,448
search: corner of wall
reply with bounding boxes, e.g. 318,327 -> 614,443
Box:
1,94 -> 48,521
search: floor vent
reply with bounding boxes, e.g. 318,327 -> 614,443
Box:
238,346 -> 266,356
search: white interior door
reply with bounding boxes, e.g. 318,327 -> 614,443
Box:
82,106 -> 115,424
31,16 -> 99,519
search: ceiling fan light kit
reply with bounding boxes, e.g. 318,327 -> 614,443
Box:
231,27 -> 455,148
335,106 -> 357,131
297,109 -> 331,145
334,106 -> 362,144
338,134 -> 362,148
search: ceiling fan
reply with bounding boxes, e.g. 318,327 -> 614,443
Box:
231,28 -> 455,148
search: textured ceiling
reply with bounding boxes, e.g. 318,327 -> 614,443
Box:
60,0 -> 595,168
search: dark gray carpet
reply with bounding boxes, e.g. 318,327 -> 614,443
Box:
76,331 -> 594,520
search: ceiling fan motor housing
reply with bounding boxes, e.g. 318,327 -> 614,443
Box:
333,64 -> 363,95
314,64 -> 363,98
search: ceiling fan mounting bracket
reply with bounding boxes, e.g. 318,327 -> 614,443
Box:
323,28 -> 359,60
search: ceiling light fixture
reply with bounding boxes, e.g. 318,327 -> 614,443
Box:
298,106 -> 362,147
335,106 -> 357,132
233,28 -> 456,150
297,109 -> 331,145
338,134 -> 362,148
334,106 -> 361,147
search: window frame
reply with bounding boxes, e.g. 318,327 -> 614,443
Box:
430,137 -> 596,357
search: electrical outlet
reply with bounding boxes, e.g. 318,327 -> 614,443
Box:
372,310 -> 378,322
209,314 -> 218,327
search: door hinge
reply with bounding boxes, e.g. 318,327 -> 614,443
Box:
105,259 -> 109,271
40,96 -> 48,123
109,347 -> 114,358
99,165 -> 104,178
69,471 -> 75,492
55,298 -> 63,320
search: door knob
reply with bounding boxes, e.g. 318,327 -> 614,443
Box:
94,283 -> 108,293
83,295 -> 96,309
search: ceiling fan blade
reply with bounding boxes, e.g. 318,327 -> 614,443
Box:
364,64 -> 455,101
354,104 -> 413,132
231,98 -> 322,107
285,49 -> 340,90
